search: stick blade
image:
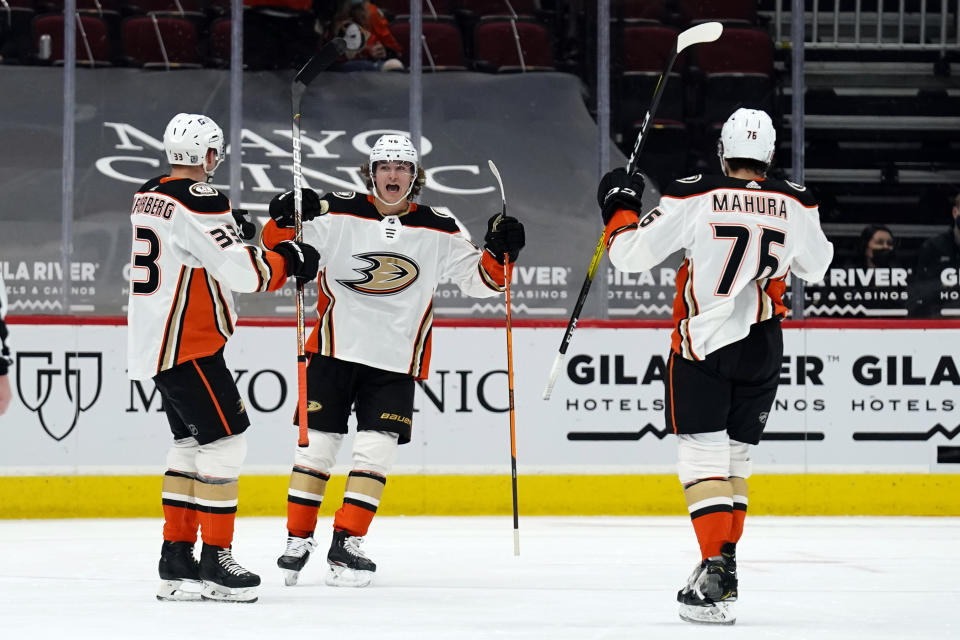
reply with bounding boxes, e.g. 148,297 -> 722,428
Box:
294,38 -> 346,88
677,21 -> 723,53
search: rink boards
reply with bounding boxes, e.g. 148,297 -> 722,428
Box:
1,320 -> 958,517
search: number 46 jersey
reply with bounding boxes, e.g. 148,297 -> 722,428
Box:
605,173 -> 834,360
126,176 -> 287,380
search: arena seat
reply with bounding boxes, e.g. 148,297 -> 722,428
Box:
391,17 -> 466,70
474,17 -> 554,72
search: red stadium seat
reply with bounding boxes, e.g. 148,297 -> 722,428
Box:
33,13 -> 113,66
679,0 -> 757,25
208,16 -> 231,67
377,0 -> 456,20
459,0 -> 540,19
613,0 -> 666,24
121,15 -> 202,68
390,18 -> 466,70
474,17 -> 553,72
619,25 -> 684,124
694,27 -> 775,125
123,0 -> 205,15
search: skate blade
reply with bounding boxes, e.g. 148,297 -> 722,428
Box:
201,582 -> 259,603
156,579 -> 202,602
678,602 -> 736,625
325,564 -> 374,588
280,568 -> 300,586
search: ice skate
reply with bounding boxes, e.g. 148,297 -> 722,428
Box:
199,543 -> 261,603
277,534 -> 317,586
325,529 -> 376,588
156,540 -> 202,601
677,543 -> 738,625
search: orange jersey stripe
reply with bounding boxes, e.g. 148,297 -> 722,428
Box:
174,269 -> 228,366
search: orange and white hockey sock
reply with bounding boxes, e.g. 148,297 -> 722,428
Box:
286,465 -> 330,538
684,479 -> 734,560
729,476 -> 749,544
333,470 -> 386,537
161,470 -> 198,543
194,477 -> 238,549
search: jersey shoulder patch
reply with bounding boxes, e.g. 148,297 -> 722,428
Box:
189,183 -> 219,197
154,178 -> 231,214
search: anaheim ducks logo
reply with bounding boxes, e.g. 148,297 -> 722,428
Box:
337,252 -> 420,296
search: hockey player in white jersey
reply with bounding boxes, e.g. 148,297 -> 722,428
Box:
597,109 -> 833,625
262,134 -> 525,588
127,113 -> 320,603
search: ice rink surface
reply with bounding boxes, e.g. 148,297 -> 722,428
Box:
0,516 -> 956,639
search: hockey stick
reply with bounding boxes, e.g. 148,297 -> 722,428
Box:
542,22 -> 723,400
291,37 -> 346,447
488,159 -> 520,556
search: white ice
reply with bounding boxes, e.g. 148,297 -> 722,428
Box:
0,516 -> 956,639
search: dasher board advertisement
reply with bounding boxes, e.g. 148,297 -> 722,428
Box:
2,323 -> 958,474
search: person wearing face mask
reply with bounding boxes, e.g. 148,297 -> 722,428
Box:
909,192 -> 960,317
260,134 -> 526,589
851,224 -> 899,269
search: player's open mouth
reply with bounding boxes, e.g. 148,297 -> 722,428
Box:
386,184 -> 401,193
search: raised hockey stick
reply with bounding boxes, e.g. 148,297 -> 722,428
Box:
542,22 -> 723,400
291,37 -> 346,447
488,159 -> 520,556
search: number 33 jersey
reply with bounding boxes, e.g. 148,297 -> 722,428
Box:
604,174 -> 834,360
126,176 -> 287,380
261,192 -> 506,379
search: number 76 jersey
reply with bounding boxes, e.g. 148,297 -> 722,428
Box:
604,173 -> 834,360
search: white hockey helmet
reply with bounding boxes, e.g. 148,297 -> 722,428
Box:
368,134 -> 418,206
717,108 -> 776,170
163,113 -> 225,179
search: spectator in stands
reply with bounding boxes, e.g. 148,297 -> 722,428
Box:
0,272 -> 12,416
908,192 -> 960,317
329,0 -> 404,71
243,0 -> 320,70
850,224 -> 899,269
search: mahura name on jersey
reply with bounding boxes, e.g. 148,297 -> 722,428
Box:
712,192 -> 788,219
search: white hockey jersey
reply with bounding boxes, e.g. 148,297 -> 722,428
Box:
605,174 -> 834,360
262,192 -> 505,378
127,176 -> 287,380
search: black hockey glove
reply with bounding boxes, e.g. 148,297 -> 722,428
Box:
273,240 -> 320,284
484,213 -> 526,264
597,168 -> 644,225
268,188 -> 325,228
231,209 -> 256,241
